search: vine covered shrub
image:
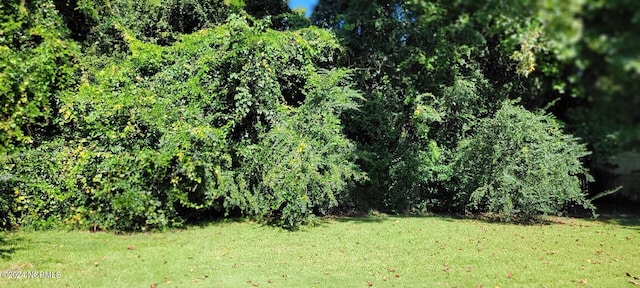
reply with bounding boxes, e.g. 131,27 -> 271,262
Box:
0,0 -> 79,153
0,140 -> 180,231
454,101 -> 594,221
237,70 -> 366,228
5,15 -> 362,231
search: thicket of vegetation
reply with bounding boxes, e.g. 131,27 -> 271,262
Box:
1,0 -> 637,230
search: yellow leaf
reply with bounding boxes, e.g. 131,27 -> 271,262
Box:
296,142 -> 306,153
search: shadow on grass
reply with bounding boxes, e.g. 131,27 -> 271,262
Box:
588,198 -> 640,230
330,215 -> 391,224
327,212 -> 466,225
177,209 -> 640,232
184,217 -> 253,230
593,214 -> 640,232
588,201 -> 640,231
0,233 -> 22,260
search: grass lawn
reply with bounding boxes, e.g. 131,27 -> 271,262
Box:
0,215 -> 638,287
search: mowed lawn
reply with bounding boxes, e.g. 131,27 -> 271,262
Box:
0,215 -> 638,287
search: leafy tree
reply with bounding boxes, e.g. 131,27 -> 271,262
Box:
563,1 -> 640,168
311,0 -> 605,213
310,0 -> 511,211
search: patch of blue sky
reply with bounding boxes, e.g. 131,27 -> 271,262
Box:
288,0 -> 318,18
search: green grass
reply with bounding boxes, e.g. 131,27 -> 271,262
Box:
0,215 -> 638,287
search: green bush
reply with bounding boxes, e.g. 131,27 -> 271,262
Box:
0,139 -> 187,231
4,0 -> 614,231
0,0 -> 79,153
1,141 -> 86,230
237,70 -> 366,228
5,15 -> 362,231
453,100 -> 594,221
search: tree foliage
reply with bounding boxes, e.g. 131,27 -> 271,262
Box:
310,0 -> 607,214
563,1 -> 640,166
4,0 -> 637,230
81,0 -> 230,55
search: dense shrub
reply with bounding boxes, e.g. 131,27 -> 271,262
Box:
237,70 -> 365,228
1,140 -> 179,231
4,1 -> 619,231
453,101 -> 594,221
0,0 -> 79,153
4,15 -> 362,231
